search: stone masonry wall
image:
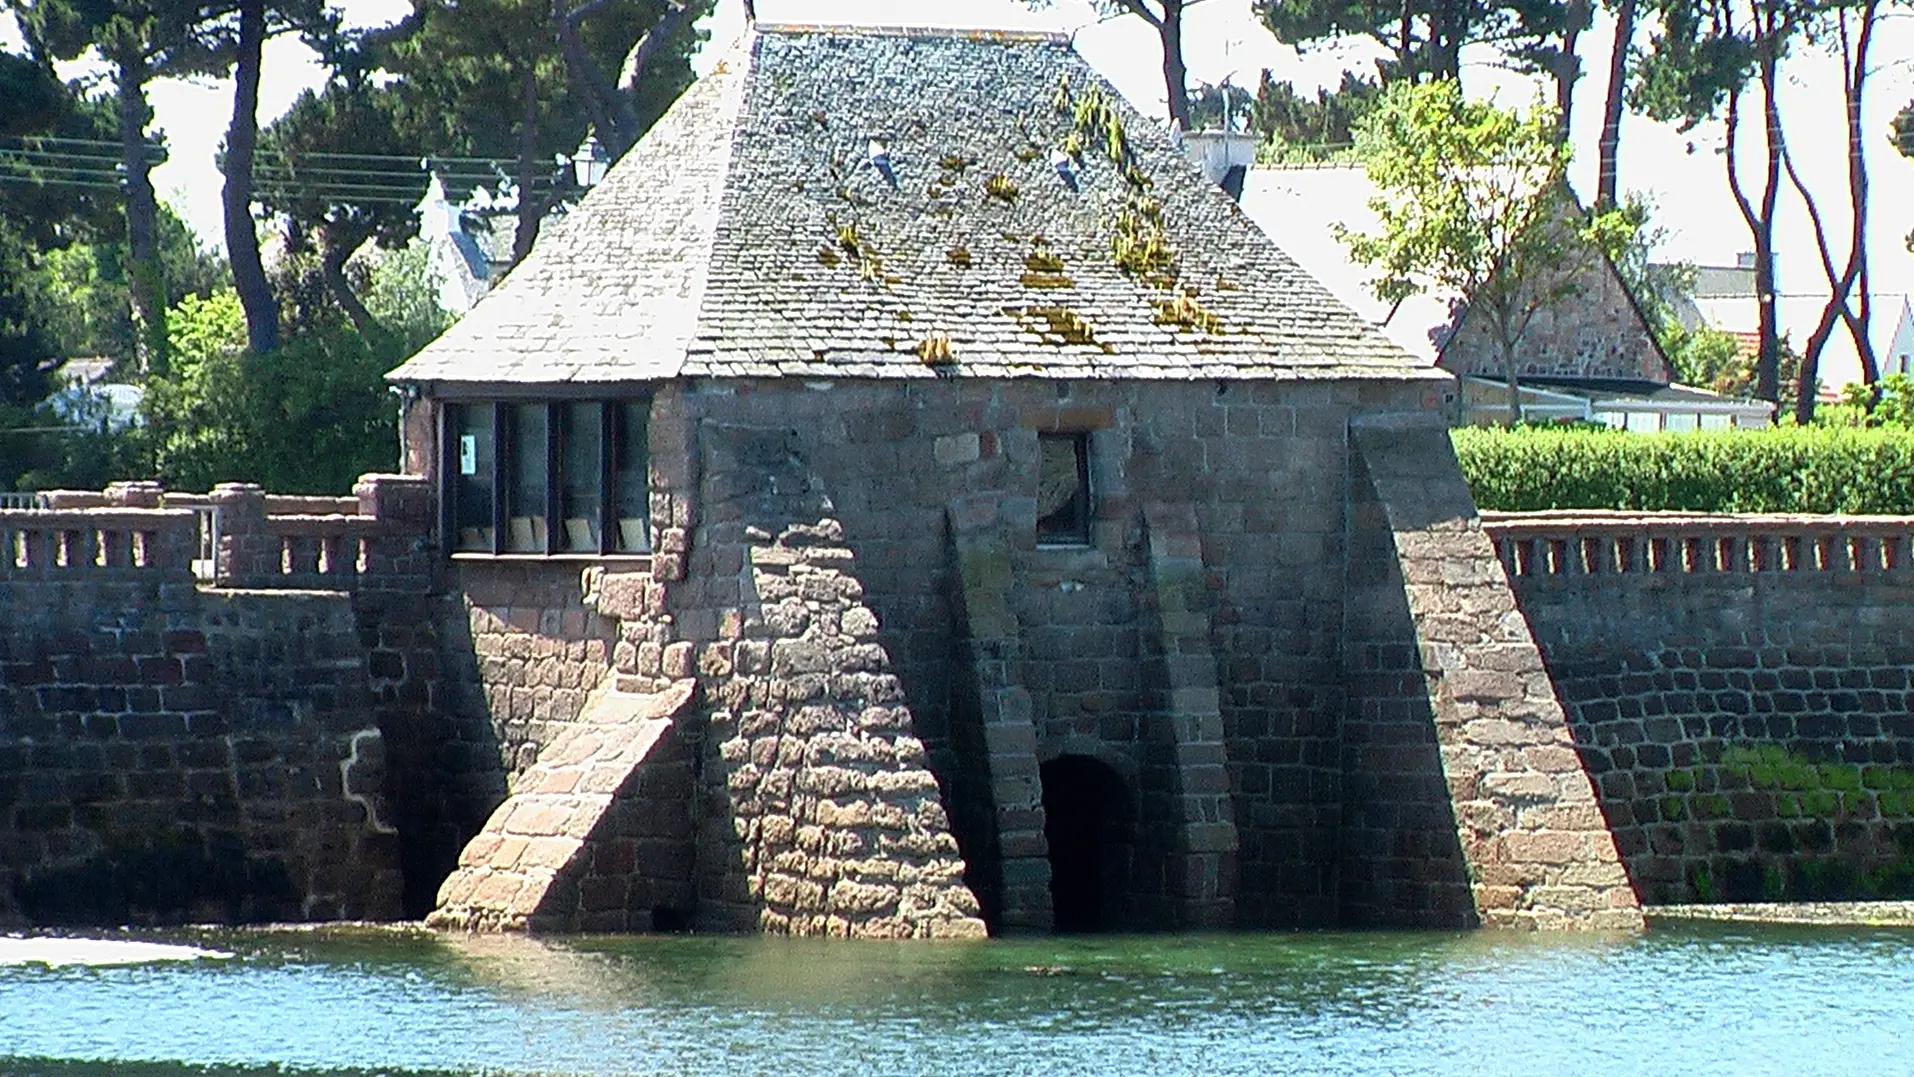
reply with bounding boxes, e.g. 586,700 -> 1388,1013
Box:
0,571 -> 404,924
665,422 -> 986,938
627,375 -> 1447,931
1438,202 -> 1671,386
1493,514 -> 1914,904
1347,417 -> 1641,930
450,561 -> 620,779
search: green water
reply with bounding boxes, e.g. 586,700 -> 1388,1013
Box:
2,924 -> 1910,1076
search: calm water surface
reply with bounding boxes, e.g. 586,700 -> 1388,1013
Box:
1,923 -> 1908,1076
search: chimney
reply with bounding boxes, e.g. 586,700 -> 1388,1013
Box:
1735,251 -> 1756,270
1177,129 -> 1261,202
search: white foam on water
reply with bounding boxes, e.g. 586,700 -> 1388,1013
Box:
0,935 -> 235,967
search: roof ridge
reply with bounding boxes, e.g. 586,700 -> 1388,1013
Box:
753,22 -> 1070,45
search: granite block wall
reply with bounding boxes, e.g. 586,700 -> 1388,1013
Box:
0,477 -> 502,927
1345,418 -> 1640,930
1494,516 -> 1914,904
633,375 -> 1445,931
0,572 -> 403,924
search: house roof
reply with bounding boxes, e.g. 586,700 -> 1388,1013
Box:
1236,165 -> 1455,364
1690,293 -> 1914,388
387,24 -> 1425,387
1238,164 -> 1675,386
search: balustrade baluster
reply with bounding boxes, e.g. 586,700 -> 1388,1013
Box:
23,528 -> 52,570
1750,535 -> 1778,572
286,535 -> 320,577
1814,534 -> 1840,571
1781,535 -> 1804,571
1718,536 -> 1747,574
1862,536 -> 1884,573
1616,535 -> 1643,574
1885,535 -> 1911,571
1577,535 -> 1601,574
1679,535 -> 1703,573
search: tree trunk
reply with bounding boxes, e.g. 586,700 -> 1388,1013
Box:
1754,56 -> 1783,407
1504,342 -> 1522,425
1596,0 -> 1636,210
1552,0 -> 1588,141
224,0 -> 280,355
511,65 -> 543,267
320,228 -> 376,335
1429,0 -> 1466,83
1158,2 -> 1191,129
1842,1 -> 1879,395
115,49 -> 167,376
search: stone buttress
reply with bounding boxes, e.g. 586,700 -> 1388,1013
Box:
1346,415 -> 1642,929
676,423 -> 986,938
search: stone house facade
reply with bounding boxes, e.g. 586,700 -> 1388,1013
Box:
383,23 -> 1639,935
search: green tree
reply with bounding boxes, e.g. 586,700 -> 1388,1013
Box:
214,0 -> 333,355
138,247 -> 448,494
12,0 -> 238,373
0,222 -> 58,411
1898,101 -> 1914,252
555,0 -> 710,156
0,49 -> 124,248
1192,70 -> 1380,161
1336,79 -> 1627,423
141,287 -> 397,493
1258,0 -> 1495,85
36,205 -> 227,362
256,79 -> 425,332
1663,322 -> 1749,393
391,0 -> 702,267
1777,0 -> 1883,424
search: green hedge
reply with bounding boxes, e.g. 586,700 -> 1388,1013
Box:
1451,426 -> 1914,514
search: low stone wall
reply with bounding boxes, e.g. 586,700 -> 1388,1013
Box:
0,575 -> 402,924
1489,512 -> 1914,904
0,474 -> 491,926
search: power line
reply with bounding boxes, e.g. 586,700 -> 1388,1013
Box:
0,135 -> 542,169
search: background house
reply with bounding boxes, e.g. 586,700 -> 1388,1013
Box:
1230,165 -> 1772,429
1661,252 -> 1914,393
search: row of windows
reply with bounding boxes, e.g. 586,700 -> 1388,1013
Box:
441,405 -> 1091,556
443,400 -> 650,555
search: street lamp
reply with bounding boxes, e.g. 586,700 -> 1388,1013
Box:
571,135 -> 609,189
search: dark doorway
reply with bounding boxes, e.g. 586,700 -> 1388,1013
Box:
1040,754 -> 1136,933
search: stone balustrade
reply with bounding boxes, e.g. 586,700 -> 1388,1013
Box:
1482,512 -> 1914,579
0,474 -> 433,592
0,507 -> 198,577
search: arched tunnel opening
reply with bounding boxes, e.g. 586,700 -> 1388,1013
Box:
1040,754 -> 1138,933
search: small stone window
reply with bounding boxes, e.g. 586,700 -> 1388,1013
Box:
443,399 -> 649,556
1036,432 -> 1091,546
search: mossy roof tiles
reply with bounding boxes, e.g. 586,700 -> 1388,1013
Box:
387,24 -> 1426,387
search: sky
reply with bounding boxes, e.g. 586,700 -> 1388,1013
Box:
7,0 -> 1914,381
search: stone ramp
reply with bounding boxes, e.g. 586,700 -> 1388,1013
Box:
428,680 -> 696,932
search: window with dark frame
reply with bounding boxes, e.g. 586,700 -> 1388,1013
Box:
1035,432 -> 1092,546
442,399 -> 650,556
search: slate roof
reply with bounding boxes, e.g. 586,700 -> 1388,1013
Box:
388,24 -> 1426,387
